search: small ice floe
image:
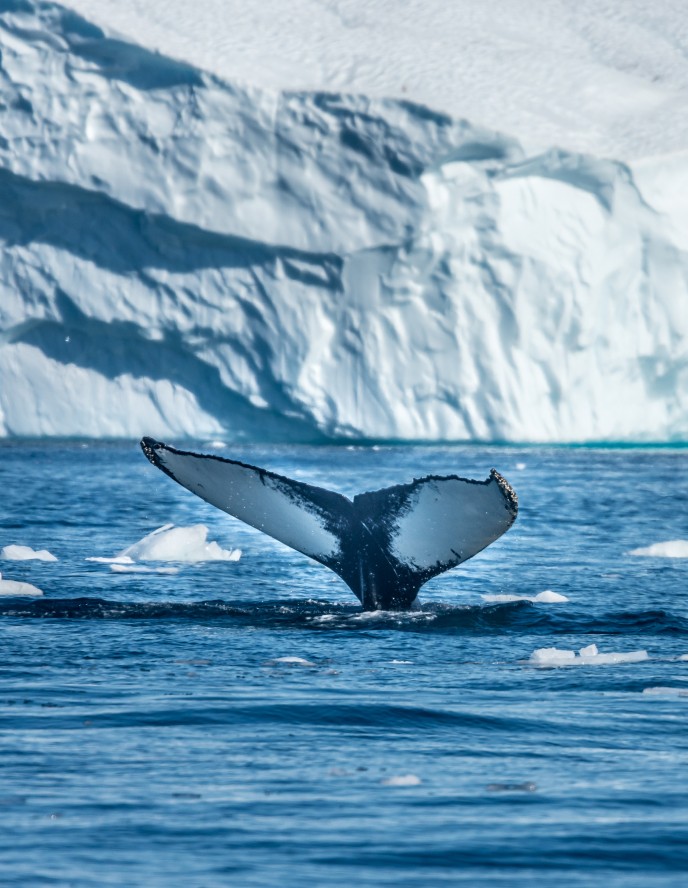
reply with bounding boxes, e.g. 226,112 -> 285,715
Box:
483,590 -> 568,604
680,654 -> 688,661
110,564 -> 179,575
1,544 -> 57,562
642,687 -> 688,698
266,656 -> 316,667
0,572 -> 43,597
628,540 -> 688,558
380,774 -> 422,787
515,462 -> 527,471
88,524 -> 241,564
529,643 -> 648,667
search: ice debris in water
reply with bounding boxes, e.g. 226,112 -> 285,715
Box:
110,564 -> 180,575
88,524 -> 241,563
628,540 -> 688,558
266,656 -> 316,667
0,571 -> 44,597
380,774 -> 422,787
483,590 -> 568,603
642,687 -> 688,697
1,544 -> 57,562
530,643 -> 649,667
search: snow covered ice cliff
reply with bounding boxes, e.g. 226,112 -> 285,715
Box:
0,0 -> 686,441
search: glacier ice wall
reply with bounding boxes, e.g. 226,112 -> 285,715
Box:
0,0 -> 686,441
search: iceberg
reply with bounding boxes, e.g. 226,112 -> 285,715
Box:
0,2 -> 686,442
1,545 -> 57,562
88,524 -> 241,564
0,571 -> 44,597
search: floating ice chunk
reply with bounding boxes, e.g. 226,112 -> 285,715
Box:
530,647 -> 576,665
1,545 -> 57,562
380,774 -> 422,787
530,645 -> 648,667
515,463 -> 527,471
535,590 -> 568,603
91,524 -> 241,563
628,540 -> 688,558
0,571 -> 43,596
482,590 -> 568,603
643,686 -> 688,697
267,656 -> 316,667
110,564 -> 179,574
680,654 -> 688,661
121,524 -> 241,562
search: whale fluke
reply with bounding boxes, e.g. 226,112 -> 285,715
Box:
141,438 -> 518,610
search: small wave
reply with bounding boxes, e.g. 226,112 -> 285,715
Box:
0,597 -> 685,636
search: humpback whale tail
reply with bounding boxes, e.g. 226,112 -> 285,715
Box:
141,438 -> 518,610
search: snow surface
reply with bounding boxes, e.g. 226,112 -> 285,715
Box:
89,524 -> 241,563
530,644 -> 649,667
61,0 -> 688,161
0,2 -> 687,442
629,540 -> 688,558
0,571 -> 43,596
1,544 -> 57,562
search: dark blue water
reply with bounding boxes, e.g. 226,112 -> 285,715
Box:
1,442 -> 687,887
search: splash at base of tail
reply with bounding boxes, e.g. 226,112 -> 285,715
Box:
141,438 -> 518,610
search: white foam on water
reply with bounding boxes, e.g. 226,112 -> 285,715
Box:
380,774 -> 422,787
110,564 -> 180,575
390,660 -> 414,665
530,644 -> 649,667
1,545 -> 57,562
628,540 -> 688,558
266,656 -> 316,667
351,610 -> 436,623
483,590 -> 569,604
91,524 -> 241,563
0,572 -> 44,596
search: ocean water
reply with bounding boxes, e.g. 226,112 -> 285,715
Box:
0,441 -> 687,887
